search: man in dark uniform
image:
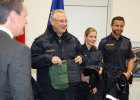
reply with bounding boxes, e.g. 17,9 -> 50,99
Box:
98,16 -> 135,100
31,9 -> 83,100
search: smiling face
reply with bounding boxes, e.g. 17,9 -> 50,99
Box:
85,31 -> 97,49
111,20 -> 125,36
50,12 -> 67,36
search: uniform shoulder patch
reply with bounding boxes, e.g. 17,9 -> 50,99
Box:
100,36 -> 109,44
122,35 -> 130,40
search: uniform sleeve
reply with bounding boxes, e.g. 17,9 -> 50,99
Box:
31,41 -> 53,69
127,41 -> 135,59
98,50 -> 103,67
9,45 -> 33,100
75,39 -> 84,60
98,39 -> 106,59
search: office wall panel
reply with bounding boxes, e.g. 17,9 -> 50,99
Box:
64,0 -> 109,45
111,0 -> 140,42
64,0 -> 108,6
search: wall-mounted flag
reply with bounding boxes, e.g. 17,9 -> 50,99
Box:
47,0 -> 64,26
16,27 -> 25,44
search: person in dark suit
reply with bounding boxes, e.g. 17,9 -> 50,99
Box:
0,0 -> 33,100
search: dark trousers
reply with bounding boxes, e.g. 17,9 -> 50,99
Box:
87,78 -> 104,100
74,82 -> 90,100
31,77 -> 42,100
117,92 -> 129,100
103,82 -> 129,100
39,86 -> 78,100
116,79 -> 129,100
65,86 -> 78,100
38,91 -> 65,100
74,81 -> 103,100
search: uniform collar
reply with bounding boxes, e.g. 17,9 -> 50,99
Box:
109,33 -> 123,40
83,44 -> 96,51
0,26 -> 13,39
46,25 -> 68,40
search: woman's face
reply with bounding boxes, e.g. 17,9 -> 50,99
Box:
85,31 -> 97,47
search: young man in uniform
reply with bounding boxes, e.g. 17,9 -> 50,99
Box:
98,16 -> 135,100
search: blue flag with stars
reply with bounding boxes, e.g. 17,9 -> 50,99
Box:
47,0 -> 64,26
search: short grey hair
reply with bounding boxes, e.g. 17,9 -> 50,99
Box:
50,9 -> 65,19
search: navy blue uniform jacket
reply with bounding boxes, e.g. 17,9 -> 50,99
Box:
82,44 -> 102,86
31,25 -> 83,99
82,44 -> 102,69
98,33 -> 134,71
98,33 -> 135,96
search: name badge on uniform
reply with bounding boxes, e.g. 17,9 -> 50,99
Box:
106,44 -> 114,46
46,49 -> 55,52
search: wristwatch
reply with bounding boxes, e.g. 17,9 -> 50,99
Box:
127,71 -> 132,75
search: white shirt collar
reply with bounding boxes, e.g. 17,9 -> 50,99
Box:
0,26 -> 13,39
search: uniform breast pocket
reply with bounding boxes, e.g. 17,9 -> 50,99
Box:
120,48 -> 128,57
90,52 -> 98,61
90,52 -> 101,65
105,46 -> 116,55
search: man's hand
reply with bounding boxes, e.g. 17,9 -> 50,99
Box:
123,72 -> 131,80
91,87 -> 97,94
51,56 -> 62,66
75,56 -> 82,64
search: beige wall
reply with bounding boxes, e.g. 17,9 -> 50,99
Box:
64,0 -> 109,46
110,0 -> 140,43
24,0 -> 51,47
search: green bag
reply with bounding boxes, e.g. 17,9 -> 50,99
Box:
49,60 -> 69,90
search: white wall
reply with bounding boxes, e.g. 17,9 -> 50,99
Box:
129,79 -> 140,100
24,0 -> 52,47
110,0 -> 140,44
64,0 -> 109,46
24,0 -> 52,77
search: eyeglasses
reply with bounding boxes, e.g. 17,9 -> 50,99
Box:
53,19 -> 68,23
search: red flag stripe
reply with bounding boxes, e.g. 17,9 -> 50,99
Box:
16,27 -> 25,44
